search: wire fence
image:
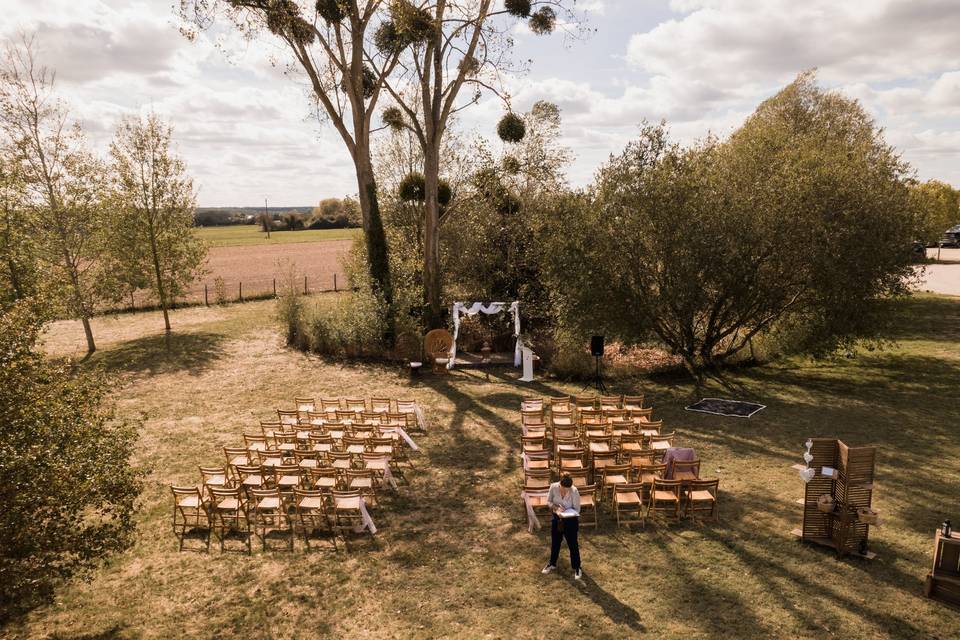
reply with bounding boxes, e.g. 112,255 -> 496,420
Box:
106,272 -> 346,314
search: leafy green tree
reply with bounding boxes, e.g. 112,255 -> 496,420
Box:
0,150 -> 39,303
909,179 -> 959,246
0,298 -> 142,620
543,72 -> 918,379
0,37 -> 112,356
107,113 -> 208,336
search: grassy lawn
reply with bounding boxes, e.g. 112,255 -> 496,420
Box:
195,224 -> 361,247
11,294 -> 960,639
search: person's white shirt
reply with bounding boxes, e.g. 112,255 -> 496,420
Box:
546,482 -> 580,515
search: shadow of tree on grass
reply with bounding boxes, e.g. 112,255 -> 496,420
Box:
88,331 -> 227,377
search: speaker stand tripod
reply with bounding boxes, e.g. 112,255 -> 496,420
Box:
582,354 -> 608,394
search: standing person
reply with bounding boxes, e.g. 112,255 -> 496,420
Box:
542,474 -> 582,580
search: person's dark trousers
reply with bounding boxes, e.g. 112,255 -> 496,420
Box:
549,515 -> 581,570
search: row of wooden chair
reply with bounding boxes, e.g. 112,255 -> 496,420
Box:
287,398 -> 422,420
171,485 -> 370,552
521,394 -> 647,413
522,477 -> 719,530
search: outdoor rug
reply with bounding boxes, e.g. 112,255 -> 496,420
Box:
685,397 -> 766,418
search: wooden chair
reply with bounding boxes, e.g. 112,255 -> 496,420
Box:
566,469 -> 590,488
308,433 -> 334,454
199,466 -> 229,499
345,468 -> 379,507
524,468 -> 553,489
304,410 -> 327,427
578,484 -> 599,528
627,449 -> 658,471
295,397 -> 315,414
343,436 -> 368,455
619,434 -> 645,453
686,479 -> 720,522
336,409 -> 358,423
649,432 -> 675,451
306,466 -> 340,492
609,420 -> 633,439
672,459 -> 701,483
361,452 -> 396,489
574,395 -> 597,411
521,409 -> 545,425
272,464 -> 302,495
558,448 -> 586,474
424,328 -> 454,373
248,487 -> 292,551
600,395 -> 623,411
522,486 -> 553,529
553,426 -> 578,442
370,397 -> 392,413
244,432 -> 269,453
330,489 -> 373,541
275,431 -> 299,453
635,419 -> 663,436
554,436 -> 581,456
522,422 -> 548,438
170,486 -> 210,551
600,463 -> 632,502
551,409 -> 575,428
208,486 -> 250,553
277,409 -> 300,427
522,435 -> 546,454
591,451 -> 619,485
649,478 -> 682,523
629,408 -> 655,423
345,398 -> 367,413
636,463 -> 666,486
521,397 -> 544,412
294,449 -> 320,470
623,395 -> 645,411
320,398 -> 342,414
614,483 -> 645,528
329,451 -> 354,474
223,447 -> 250,480
548,395 -> 572,412
524,450 -> 551,471
293,488 -> 336,550
234,464 -> 266,495
587,434 -> 613,456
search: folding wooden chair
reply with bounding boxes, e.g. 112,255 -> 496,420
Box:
249,487 -> 292,551
551,409 -> 575,428
337,409 -> 359,423
370,397 -> 392,414
343,436 -> 368,455
649,432 -> 675,451
600,395 -> 623,411
345,468 -> 379,507
170,486 -> 210,551
553,426 -> 578,443
614,483 -> 645,528
685,478 -> 720,522
555,436 -> 581,457
320,398 -> 342,414
293,488 -> 336,550
277,409 -> 300,427
522,435 -> 547,454
587,435 -> 614,456
521,397 -> 544,412
600,463 -> 632,502
235,464 -> 266,496
330,489 -> 373,542
275,431 -> 299,453
672,459 -> 701,483
522,486 -> 552,529
361,452 -> 397,488
345,398 -> 367,413
575,395 -> 598,411
521,409 -> 545,426
629,408 -> 655,423
199,466 -> 229,499
548,395 -> 572,412
295,397 -> 315,415
619,433 -> 645,454
209,486 -> 250,553
649,478 -> 682,523
308,433 -> 334,454
609,420 -> 633,439
306,466 -> 340,492
636,419 -> 663,436
591,451 -> 619,486
244,433 -> 269,453
522,421 -> 548,438
578,484 -> 599,528
294,449 -> 320,470
304,410 -> 327,427
524,467 -> 553,489
558,448 -> 586,474
223,447 -> 250,481
272,464 -> 302,496
566,469 -> 590,488
623,395 -> 645,411
524,450 -> 551,471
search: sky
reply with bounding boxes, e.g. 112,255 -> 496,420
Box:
2,0 -> 960,207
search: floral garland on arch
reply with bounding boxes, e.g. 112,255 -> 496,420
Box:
448,301 -> 521,369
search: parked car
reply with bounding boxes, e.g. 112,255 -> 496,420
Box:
941,224 -> 960,247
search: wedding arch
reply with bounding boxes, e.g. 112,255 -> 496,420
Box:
447,301 -> 521,369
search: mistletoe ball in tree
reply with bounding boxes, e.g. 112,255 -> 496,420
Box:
497,112 -> 526,143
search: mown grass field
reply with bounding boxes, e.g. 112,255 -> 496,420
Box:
195,225 -> 361,247
11,294 -> 960,639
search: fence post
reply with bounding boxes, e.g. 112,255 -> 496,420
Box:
334,273 -> 337,292
273,278 -> 277,297
239,281 -> 243,302
204,284 -> 208,306
130,291 -> 135,309
304,275 -> 308,295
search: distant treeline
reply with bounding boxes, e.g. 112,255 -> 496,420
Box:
195,198 -> 362,231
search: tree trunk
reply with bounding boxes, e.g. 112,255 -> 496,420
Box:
147,223 -> 171,335
80,315 -> 96,356
422,143 -> 442,329
354,152 -> 395,342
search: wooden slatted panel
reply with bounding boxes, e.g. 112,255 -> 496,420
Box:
834,443 -> 876,552
802,438 -> 839,541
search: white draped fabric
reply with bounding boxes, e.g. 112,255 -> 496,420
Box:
448,301 -> 521,369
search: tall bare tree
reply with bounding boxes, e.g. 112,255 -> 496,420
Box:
107,113 -> 207,337
372,0 -> 580,327
0,36 -> 110,355
180,0 -> 407,337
